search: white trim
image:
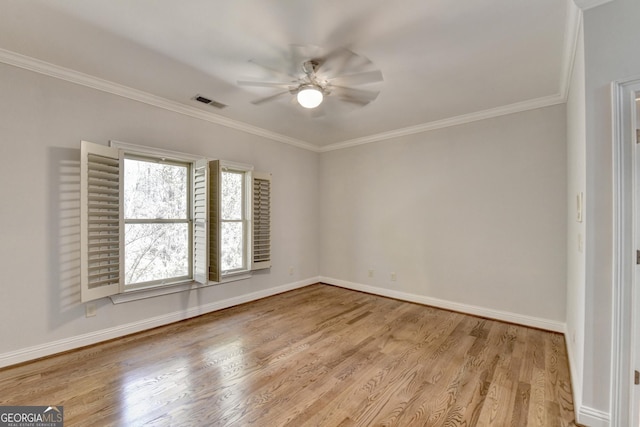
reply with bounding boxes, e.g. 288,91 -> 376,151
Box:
0,48 -> 316,152
318,94 -> 566,152
560,1 -> 583,100
220,159 -> 254,172
320,277 -> 565,332
109,273 -> 252,304
1,48 -> 569,154
577,406 -> 611,427
111,281 -> 200,304
565,329 -> 612,427
564,331 -> 584,424
573,0 -> 615,11
110,140 -> 202,162
611,76 -> 640,427
0,277 -> 319,369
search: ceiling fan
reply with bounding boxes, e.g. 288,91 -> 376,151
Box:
237,45 -> 383,111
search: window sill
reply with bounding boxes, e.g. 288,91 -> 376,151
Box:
109,273 -> 252,304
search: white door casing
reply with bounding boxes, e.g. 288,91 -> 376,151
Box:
612,77 -> 640,427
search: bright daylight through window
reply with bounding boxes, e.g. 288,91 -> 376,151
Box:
123,157 -> 191,288
220,170 -> 247,273
80,140 -> 271,303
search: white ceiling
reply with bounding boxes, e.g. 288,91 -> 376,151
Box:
0,0 -> 574,151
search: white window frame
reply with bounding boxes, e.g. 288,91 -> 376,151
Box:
122,153 -> 193,291
80,140 -> 271,304
219,161 -> 253,277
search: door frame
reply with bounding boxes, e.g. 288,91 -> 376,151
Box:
612,76 -> 640,427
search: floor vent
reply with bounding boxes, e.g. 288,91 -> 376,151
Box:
193,95 -> 227,109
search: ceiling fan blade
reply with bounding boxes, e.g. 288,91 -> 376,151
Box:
328,70 -> 383,86
337,97 -> 372,106
237,80 -> 293,89
248,58 -> 297,79
315,47 -> 361,79
251,91 -> 290,105
288,44 -> 316,76
331,86 -> 380,103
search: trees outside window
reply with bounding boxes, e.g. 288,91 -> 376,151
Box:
123,157 -> 191,288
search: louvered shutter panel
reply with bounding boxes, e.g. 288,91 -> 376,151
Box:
193,159 -> 209,284
208,160 -> 221,282
252,172 -> 271,270
80,141 -> 123,302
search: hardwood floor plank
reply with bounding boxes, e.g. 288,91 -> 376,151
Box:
0,284 -> 577,426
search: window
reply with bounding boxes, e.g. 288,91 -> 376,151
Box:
80,141 -> 271,302
220,168 -> 248,273
123,156 -> 191,289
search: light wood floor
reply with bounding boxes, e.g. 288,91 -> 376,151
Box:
0,284 -> 576,426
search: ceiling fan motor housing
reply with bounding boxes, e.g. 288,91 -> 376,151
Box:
303,59 -> 321,75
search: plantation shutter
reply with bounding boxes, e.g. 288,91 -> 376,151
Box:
208,160 -> 221,282
80,141 -> 124,302
193,159 -> 209,284
252,171 -> 272,270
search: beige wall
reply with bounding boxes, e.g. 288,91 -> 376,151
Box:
320,105 -> 567,323
579,0 -> 640,422
0,61 -> 320,361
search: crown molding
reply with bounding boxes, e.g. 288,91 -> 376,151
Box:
318,93 -> 566,152
0,46 -> 570,154
573,0 -> 614,11
0,48 -> 317,152
323,0 -> 581,154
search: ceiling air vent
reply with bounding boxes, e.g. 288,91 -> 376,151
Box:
193,94 -> 227,109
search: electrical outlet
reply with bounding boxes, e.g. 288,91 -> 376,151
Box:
391,272 -> 397,281
85,303 -> 96,318
368,269 -> 374,278
289,266 -> 294,276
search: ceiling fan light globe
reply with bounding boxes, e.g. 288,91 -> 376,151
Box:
297,87 -> 323,109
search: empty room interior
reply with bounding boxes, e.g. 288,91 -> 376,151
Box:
0,0 -> 638,426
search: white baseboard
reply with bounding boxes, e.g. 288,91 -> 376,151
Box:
576,406 -> 610,427
5,277 -> 604,424
564,334 -> 584,424
0,277 -> 318,369
322,278 -> 614,426
319,277 -> 566,333
566,342 -> 611,426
